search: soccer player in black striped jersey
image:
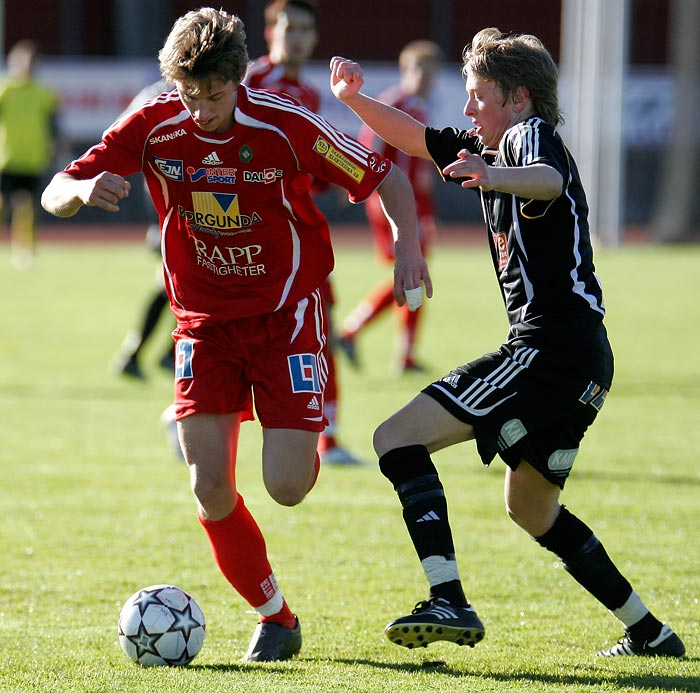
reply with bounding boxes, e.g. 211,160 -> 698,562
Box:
331,29 -> 685,658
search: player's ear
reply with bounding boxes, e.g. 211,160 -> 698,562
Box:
512,86 -> 530,113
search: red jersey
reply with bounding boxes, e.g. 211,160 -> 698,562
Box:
64,87 -> 392,328
359,86 -> 435,218
244,55 -> 320,113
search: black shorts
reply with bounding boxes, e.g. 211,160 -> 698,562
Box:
0,173 -> 40,196
423,343 -> 613,488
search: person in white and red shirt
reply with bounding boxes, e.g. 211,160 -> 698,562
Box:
339,40 -> 442,375
41,7 -> 431,663
244,0 -> 361,466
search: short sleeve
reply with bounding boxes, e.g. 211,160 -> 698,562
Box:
425,126 -> 483,184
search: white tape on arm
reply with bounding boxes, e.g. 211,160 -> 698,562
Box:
404,286 -> 423,311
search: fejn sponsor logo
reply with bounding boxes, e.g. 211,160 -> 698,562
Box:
149,128 -> 186,145
153,157 -> 184,181
243,168 -> 283,184
187,166 -> 237,184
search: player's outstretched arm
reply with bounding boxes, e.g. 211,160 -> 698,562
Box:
443,150 -> 563,200
330,56 -> 430,160
376,166 -> 433,309
41,171 -> 132,218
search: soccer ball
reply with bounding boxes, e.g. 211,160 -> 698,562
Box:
118,584 -> 206,666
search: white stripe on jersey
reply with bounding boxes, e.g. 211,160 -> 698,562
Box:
567,188 -> 606,315
142,110 -> 191,149
244,87 -> 374,164
510,118 -> 605,316
274,219 -> 301,312
161,207 -> 187,314
234,109 -> 302,169
291,296 -> 308,343
511,118 -> 544,166
104,89 -> 180,135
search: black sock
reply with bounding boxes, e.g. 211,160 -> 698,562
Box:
379,445 -> 468,608
429,580 -> 469,607
627,612 -> 664,644
139,290 -> 169,342
535,506 -> 634,611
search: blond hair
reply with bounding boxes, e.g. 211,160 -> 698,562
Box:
399,40 -> 443,68
462,28 -> 562,127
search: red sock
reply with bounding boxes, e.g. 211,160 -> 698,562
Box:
342,281 -> 394,337
260,601 -> 296,628
398,303 -> 421,364
198,495 -> 295,627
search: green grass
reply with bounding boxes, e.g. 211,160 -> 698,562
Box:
0,237 -> 698,692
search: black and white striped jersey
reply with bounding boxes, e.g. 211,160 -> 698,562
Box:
426,118 -> 608,361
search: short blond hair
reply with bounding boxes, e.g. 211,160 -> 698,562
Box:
159,8 -> 249,91
399,40 -> 443,69
462,28 -> 562,127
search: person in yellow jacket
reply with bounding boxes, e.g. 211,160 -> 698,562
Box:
0,40 -> 59,269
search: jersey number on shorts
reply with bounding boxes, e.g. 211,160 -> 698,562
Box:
175,339 -> 195,379
287,353 -> 321,393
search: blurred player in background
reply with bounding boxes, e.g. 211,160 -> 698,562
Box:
339,40 -> 442,375
42,7 -> 430,663
109,78 -> 176,382
331,29 -> 685,658
245,0 -> 363,465
0,40 -> 59,270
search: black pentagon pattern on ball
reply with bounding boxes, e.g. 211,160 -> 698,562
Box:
118,585 -> 206,666
132,586 -> 169,615
170,599 -> 205,643
124,620 -> 164,662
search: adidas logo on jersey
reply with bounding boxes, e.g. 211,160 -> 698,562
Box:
307,396 -> 320,411
416,510 -> 440,523
442,374 -> 460,388
202,151 -> 223,165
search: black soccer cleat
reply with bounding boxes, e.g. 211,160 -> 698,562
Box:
596,624 -> 685,658
242,616 -> 302,662
385,597 -> 485,649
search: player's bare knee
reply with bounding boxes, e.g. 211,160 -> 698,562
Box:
373,419 -> 397,457
264,477 -> 307,507
505,498 -> 555,537
189,468 -> 228,507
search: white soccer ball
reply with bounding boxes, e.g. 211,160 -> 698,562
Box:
118,584 -> 206,666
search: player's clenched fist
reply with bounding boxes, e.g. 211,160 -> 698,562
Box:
329,56 -> 365,101
83,172 -> 132,212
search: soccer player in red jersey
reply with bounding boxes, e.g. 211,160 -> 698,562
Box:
244,0 -> 361,465
339,40 -> 443,375
41,8 -> 431,663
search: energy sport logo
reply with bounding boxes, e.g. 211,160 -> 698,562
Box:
187,166 -> 237,184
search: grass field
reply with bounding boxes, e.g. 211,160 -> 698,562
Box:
0,235 -> 698,692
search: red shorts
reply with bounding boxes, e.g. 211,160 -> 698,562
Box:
172,288 -> 329,431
